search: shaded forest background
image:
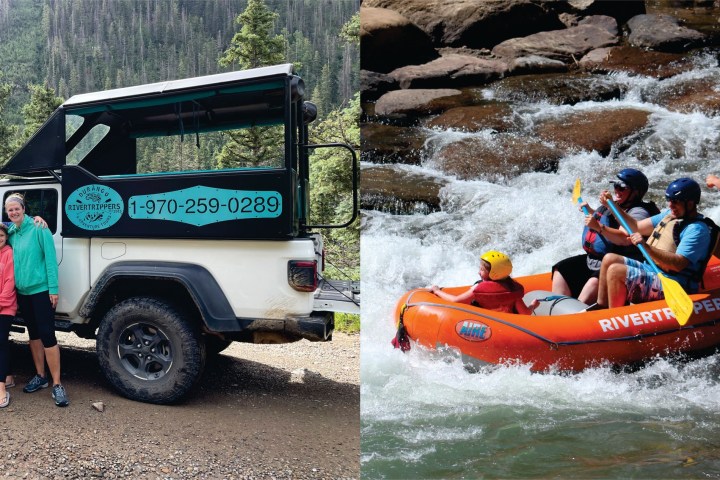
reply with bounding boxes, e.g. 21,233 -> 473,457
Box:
0,0 -> 358,123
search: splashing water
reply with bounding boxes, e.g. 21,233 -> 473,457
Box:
361,53 -> 720,479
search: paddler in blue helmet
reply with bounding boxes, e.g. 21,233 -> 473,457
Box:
596,177 -> 716,308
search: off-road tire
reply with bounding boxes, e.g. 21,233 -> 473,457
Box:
96,296 -> 206,404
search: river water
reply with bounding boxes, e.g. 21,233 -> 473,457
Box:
360,50 -> 720,479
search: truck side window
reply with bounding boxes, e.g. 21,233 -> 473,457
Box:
2,190 -> 59,234
67,124 -> 110,166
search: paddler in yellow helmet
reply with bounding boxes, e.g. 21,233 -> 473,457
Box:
429,251 -> 539,314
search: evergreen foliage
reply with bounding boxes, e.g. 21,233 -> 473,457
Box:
219,0 -> 286,70
18,83 -> 63,147
0,79 -> 18,163
309,93 -> 360,279
308,92 -> 360,332
340,12 -> 360,45
216,0 -> 286,169
0,0 -> 358,121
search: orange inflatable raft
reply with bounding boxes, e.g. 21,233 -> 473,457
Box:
394,256 -> 720,371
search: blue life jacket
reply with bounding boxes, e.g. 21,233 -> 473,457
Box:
581,201 -> 659,260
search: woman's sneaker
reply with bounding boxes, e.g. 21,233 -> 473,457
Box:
52,384 -> 69,407
23,374 -> 49,393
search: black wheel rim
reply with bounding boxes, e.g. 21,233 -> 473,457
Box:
117,322 -> 173,380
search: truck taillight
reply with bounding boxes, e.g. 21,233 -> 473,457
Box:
288,260 -> 317,292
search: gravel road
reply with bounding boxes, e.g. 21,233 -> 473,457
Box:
0,331 -> 359,479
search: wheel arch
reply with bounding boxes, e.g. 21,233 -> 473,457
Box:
80,261 -> 236,333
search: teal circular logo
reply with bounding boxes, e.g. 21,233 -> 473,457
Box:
65,184 -> 124,231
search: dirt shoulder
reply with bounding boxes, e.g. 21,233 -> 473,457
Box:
0,332 -> 359,479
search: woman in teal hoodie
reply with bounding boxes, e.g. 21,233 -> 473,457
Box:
5,193 -> 68,407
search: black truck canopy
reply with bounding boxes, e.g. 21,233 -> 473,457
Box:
0,64 -> 300,177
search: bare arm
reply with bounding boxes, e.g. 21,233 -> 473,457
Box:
515,298 -> 540,315
599,191 -> 654,236
627,232 -> 690,273
579,201 -> 595,216
429,285 -> 475,304
585,214 -> 632,245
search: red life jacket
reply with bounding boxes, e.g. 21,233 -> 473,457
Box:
472,279 -> 525,313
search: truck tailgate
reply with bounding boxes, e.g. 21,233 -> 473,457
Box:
314,279 -> 360,314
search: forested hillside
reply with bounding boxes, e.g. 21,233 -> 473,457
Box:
0,0 -> 358,122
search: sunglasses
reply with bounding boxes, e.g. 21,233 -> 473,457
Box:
613,183 -> 628,192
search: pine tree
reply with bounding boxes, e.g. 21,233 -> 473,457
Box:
216,0 -> 286,169
339,11 -> 359,45
338,12 -> 359,102
19,84 -> 63,146
219,0 -> 286,70
312,63 -> 333,118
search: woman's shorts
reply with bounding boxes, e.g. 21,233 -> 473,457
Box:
552,254 -> 600,299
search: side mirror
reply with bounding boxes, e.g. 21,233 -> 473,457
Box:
290,76 -> 305,102
303,101 -> 318,125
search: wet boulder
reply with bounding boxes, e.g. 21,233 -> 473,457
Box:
655,79 -> 720,116
363,0 -> 564,49
645,1 -> 720,43
491,15 -> 619,63
490,72 -> 624,105
360,7 -> 438,74
551,0 -> 645,28
390,54 -> 508,89
533,108 -> 650,156
627,14 -> 705,52
361,123 -> 428,165
361,164 -> 448,214
508,55 -> 568,75
578,45 -> 697,79
425,103 -> 515,133
434,134 -> 563,180
373,89 -> 469,124
361,70 -> 399,102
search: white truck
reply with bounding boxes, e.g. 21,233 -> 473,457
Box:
0,64 -> 359,404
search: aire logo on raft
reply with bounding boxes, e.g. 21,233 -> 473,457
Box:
597,297 -> 720,332
456,320 -> 492,342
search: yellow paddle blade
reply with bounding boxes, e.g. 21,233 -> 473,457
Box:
572,178 -> 582,205
659,274 -> 694,326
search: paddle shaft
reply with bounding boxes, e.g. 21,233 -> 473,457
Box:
577,196 -> 590,215
605,199 -> 662,275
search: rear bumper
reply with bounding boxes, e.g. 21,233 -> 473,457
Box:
285,311 -> 335,341
223,311 -> 335,343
